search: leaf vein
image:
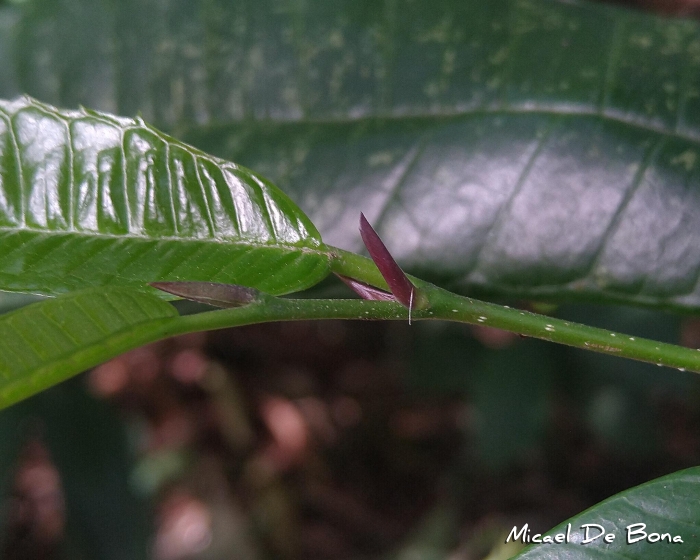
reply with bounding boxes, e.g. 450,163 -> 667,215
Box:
470,115 -> 560,272
584,135 -> 668,286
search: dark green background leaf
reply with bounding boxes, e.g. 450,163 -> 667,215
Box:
511,466 -> 700,559
2,0 -> 700,309
0,97 -> 330,297
0,380 -> 151,560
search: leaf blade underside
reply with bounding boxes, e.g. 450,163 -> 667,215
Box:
0,287 -> 178,409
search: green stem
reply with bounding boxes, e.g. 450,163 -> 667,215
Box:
151,282 -> 700,373
330,247 -> 390,289
328,246 -> 700,371
160,296 -> 408,337
423,284 -> 700,372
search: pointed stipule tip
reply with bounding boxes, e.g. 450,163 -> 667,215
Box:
358,213 -> 427,310
150,281 -> 261,308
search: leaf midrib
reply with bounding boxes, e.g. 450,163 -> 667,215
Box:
0,226 -> 328,253
192,105 -> 700,145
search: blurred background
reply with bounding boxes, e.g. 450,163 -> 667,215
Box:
1,0 -> 700,558
5,289 -> 700,559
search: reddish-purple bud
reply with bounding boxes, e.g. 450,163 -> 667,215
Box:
359,213 -> 417,309
336,274 -> 397,302
150,282 -> 260,308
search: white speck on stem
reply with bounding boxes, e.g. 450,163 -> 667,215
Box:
657,363 -> 663,367
629,337 -> 635,341
544,325 -> 555,332
452,309 -> 458,312
679,368 -> 686,372
477,316 -> 487,322
610,333 -> 616,337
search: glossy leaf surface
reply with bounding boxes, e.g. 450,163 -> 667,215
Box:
4,0 -> 699,309
0,287 -> 177,409
0,97 -> 330,297
184,1 -> 700,311
512,466 -> 700,559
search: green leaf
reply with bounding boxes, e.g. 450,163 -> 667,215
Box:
0,286 -> 177,409
7,0 -> 700,310
0,96 -> 330,297
185,2 -> 700,312
510,466 -> 700,559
